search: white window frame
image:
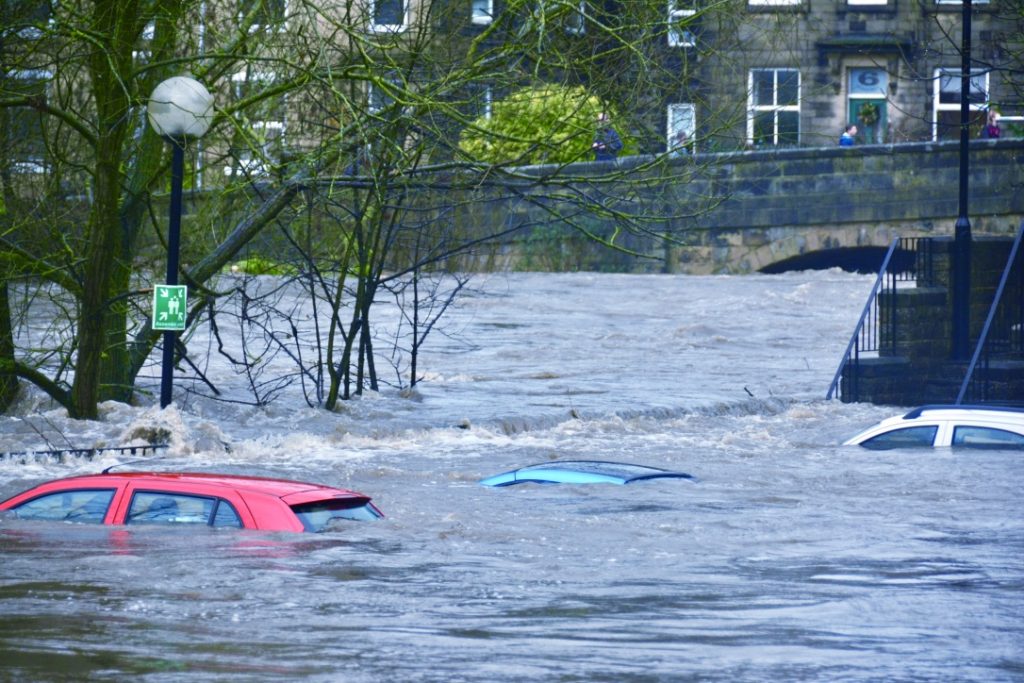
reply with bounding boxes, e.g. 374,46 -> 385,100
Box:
225,70 -> 286,177
747,68 -> 801,146
668,0 -> 695,47
935,0 -> 988,5
667,103 -> 696,154
133,21 -> 156,63
370,0 -> 408,33
932,67 -> 989,141
847,0 -> 887,6
8,69 -> 52,173
565,1 -> 586,35
748,0 -> 801,6
471,0 -> 493,25
239,0 -> 288,32
479,85 -> 493,120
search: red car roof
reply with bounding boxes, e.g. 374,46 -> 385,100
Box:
31,472 -> 351,499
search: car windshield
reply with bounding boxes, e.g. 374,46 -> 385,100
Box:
291,499 -> 382,532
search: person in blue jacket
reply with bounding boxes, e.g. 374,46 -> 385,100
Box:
592,112 -> 623,161
839,124 -> 857,147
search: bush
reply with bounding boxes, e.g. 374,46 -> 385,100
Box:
458,84 -> 625,165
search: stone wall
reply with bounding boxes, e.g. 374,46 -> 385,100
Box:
473,138 -> 1024,274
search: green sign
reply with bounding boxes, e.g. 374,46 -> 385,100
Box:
152,285 -> 187,331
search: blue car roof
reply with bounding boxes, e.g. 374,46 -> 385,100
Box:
479,460 -> 695,487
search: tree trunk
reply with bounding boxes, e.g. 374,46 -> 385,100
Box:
70,4 -> 134,419
0,281 -> 17,411
71,134 -> 127,418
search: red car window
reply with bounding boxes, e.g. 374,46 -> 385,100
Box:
8,488 -> 116,524
126,490 -> 242,528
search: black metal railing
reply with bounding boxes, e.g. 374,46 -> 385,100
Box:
827,236 -> 930,401
0,443 -> 168,464
826,237 -> 902,400
956,221 -> 1024,405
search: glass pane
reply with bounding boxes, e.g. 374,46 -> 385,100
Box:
213,500 -> 243,528
752,70 -> 775,106
752,111 -> 774,145
5,74 -> 48,162
14,489 -> 115,524
952,426 -> 1024,449
861,426 -> 938,450
777,71 -> 799,106
291,499 -> 382,532
240,0 -> 285,24
471,0 -> 491,22
374,0 -> 404,25
127,492 -> 215,525
777,111 -> 799,145
939,70 -> 986,104
849,68 -> 887,97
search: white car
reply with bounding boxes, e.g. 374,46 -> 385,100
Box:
845,405 -> 1024,450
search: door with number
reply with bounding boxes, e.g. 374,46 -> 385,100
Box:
848,68 -> 888,144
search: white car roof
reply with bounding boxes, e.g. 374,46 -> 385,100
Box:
899,405 -> 1024,424
846,404 -> 1024,445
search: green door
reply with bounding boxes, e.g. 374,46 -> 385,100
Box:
849,98 -> 887,144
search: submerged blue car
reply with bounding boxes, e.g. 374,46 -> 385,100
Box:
479,460 -> 695,487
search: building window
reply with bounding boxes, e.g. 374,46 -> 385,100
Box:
847,0 -> 887,5
368,81 -> 394,114
667,103 -> 696,154
3,70 -> 51,173
225,70 -> 286,177
371,0 -> 407,32
933,67 -> 989,141
471,0 -> 493,24
668,0 -> 695,47
239,0 -> 287,31
4,0 -> 52,38
935,0 -> 988,4
565,1 -> 585,34
475,84 -> 493,120
748,68 -> 800,146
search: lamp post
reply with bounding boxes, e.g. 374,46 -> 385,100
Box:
147,76 -> 214,408
952,0 -> 973,360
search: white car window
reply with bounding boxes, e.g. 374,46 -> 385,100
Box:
860,426 -> 938,450
952,426 -> 1024,450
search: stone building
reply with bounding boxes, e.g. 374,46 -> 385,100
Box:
683,0 -> 1017,151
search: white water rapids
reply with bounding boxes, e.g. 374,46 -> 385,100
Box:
1,271 -> 1021,682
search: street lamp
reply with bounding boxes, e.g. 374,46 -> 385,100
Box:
952,0 -> 973,360
147,76 -> 214,408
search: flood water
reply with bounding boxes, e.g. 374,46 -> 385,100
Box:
1,271 -> 1022,682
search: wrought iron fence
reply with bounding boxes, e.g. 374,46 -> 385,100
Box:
956,222 -> 1024,405
828,224 -> 1023,404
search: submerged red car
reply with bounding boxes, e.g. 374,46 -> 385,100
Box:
0,472 -> 383,533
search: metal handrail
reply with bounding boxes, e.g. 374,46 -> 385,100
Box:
826,237 -> 901,400
0,443 -> 168,463
955,220 -> 1024,404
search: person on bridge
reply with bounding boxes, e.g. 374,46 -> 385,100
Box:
839,124 -> 857,147
981,110 -> 1001,139
592,112 -> 623,161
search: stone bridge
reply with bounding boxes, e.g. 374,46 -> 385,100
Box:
477,138 -> 1024,274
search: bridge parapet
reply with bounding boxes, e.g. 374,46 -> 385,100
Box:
484,139 -> 1024,274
